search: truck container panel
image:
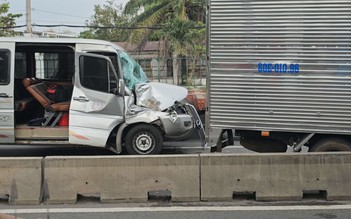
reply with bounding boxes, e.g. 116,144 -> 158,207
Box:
208,0 -> 351,135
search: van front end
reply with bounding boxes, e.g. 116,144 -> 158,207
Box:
117,82 -> 206,155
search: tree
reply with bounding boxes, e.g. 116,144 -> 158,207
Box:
161,18 -> 205,57
79,0 -> 130,42
0,2 -> 22,37
161,18 -> 205,85
124,0 -> 206,85
123,0 -> 206,48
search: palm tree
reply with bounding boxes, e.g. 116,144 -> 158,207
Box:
124,0 -> 206,85
123,0 -> 205,48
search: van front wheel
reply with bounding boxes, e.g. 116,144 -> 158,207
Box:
125,124 -> 163,155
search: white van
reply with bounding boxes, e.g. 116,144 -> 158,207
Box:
0,38 -> 204,155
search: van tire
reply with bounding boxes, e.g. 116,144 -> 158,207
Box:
309,138 -> 351,152
125,124 -> 163,155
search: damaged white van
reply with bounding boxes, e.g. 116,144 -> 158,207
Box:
0,38 -> 205,155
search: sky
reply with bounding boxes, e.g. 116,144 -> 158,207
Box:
8,0 -> 129,35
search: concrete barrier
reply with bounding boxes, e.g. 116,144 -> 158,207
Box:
43,155 -> 200,204
200,153 -> 351,201
0,158 -> 42,204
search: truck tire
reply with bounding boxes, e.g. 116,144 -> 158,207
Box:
125,124 -> 163,155
309,138 -> 351,152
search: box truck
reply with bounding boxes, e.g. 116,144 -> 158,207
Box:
207,0 -> 351,152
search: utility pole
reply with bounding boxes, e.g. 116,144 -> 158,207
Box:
26,0 -> 31,34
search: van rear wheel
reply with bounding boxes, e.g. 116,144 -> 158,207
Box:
125,124 -> 163,155
309,138 -> 351,152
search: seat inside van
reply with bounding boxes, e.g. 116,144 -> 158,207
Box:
22,77 -> 70,126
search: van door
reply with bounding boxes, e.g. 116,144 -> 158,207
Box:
69,53 -> 124,147
0,42 -> 15,143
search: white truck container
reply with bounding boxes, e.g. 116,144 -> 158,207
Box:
207,0 -> 351,152
0,38 -> 205,155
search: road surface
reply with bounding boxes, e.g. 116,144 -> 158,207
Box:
1,202 -> 350,219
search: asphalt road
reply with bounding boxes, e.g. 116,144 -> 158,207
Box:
1,202 -> 351,219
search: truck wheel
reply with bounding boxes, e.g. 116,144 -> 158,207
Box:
125,124 -> 163,155
309,138 -> 351,152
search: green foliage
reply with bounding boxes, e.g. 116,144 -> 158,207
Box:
187,0 -> 206,22
124,0 -> 171,48
79,0 -> 206,58
160,18 -> 205,85
0,2 -> 22,37
160,18 -> 205,58
123,0 -> 206,51
79,0 -> 129,42
123,0 -> 206,85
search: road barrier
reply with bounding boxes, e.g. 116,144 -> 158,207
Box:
0,158 -> 42,204
43,155 -> 200,204
0,153 -> 350,204
200,153 -> 351,201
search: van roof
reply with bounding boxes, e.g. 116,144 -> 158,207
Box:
0,37 -> 124,50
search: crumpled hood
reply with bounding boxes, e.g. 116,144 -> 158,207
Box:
135,82 -> 188,111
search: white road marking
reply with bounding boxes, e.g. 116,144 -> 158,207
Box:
1,205 -> 351,214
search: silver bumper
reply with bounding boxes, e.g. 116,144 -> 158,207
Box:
159,103 -> 207,148
159,114 -> 193,136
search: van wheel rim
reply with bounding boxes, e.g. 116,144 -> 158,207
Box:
134,133 -> 154,152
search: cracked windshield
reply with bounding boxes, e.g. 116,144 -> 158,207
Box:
119,50 -> 148,91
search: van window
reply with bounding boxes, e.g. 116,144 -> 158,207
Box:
35,53 -> 58,79
35,52 -> 74,80
87,52 -> 119,78
79,56 -> 109,93
0,50 -> 10,85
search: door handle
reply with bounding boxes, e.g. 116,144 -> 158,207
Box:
73,96 -> 89,102
0,93 -> 9,98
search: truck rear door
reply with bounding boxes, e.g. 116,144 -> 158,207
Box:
0,42 -> 15,143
